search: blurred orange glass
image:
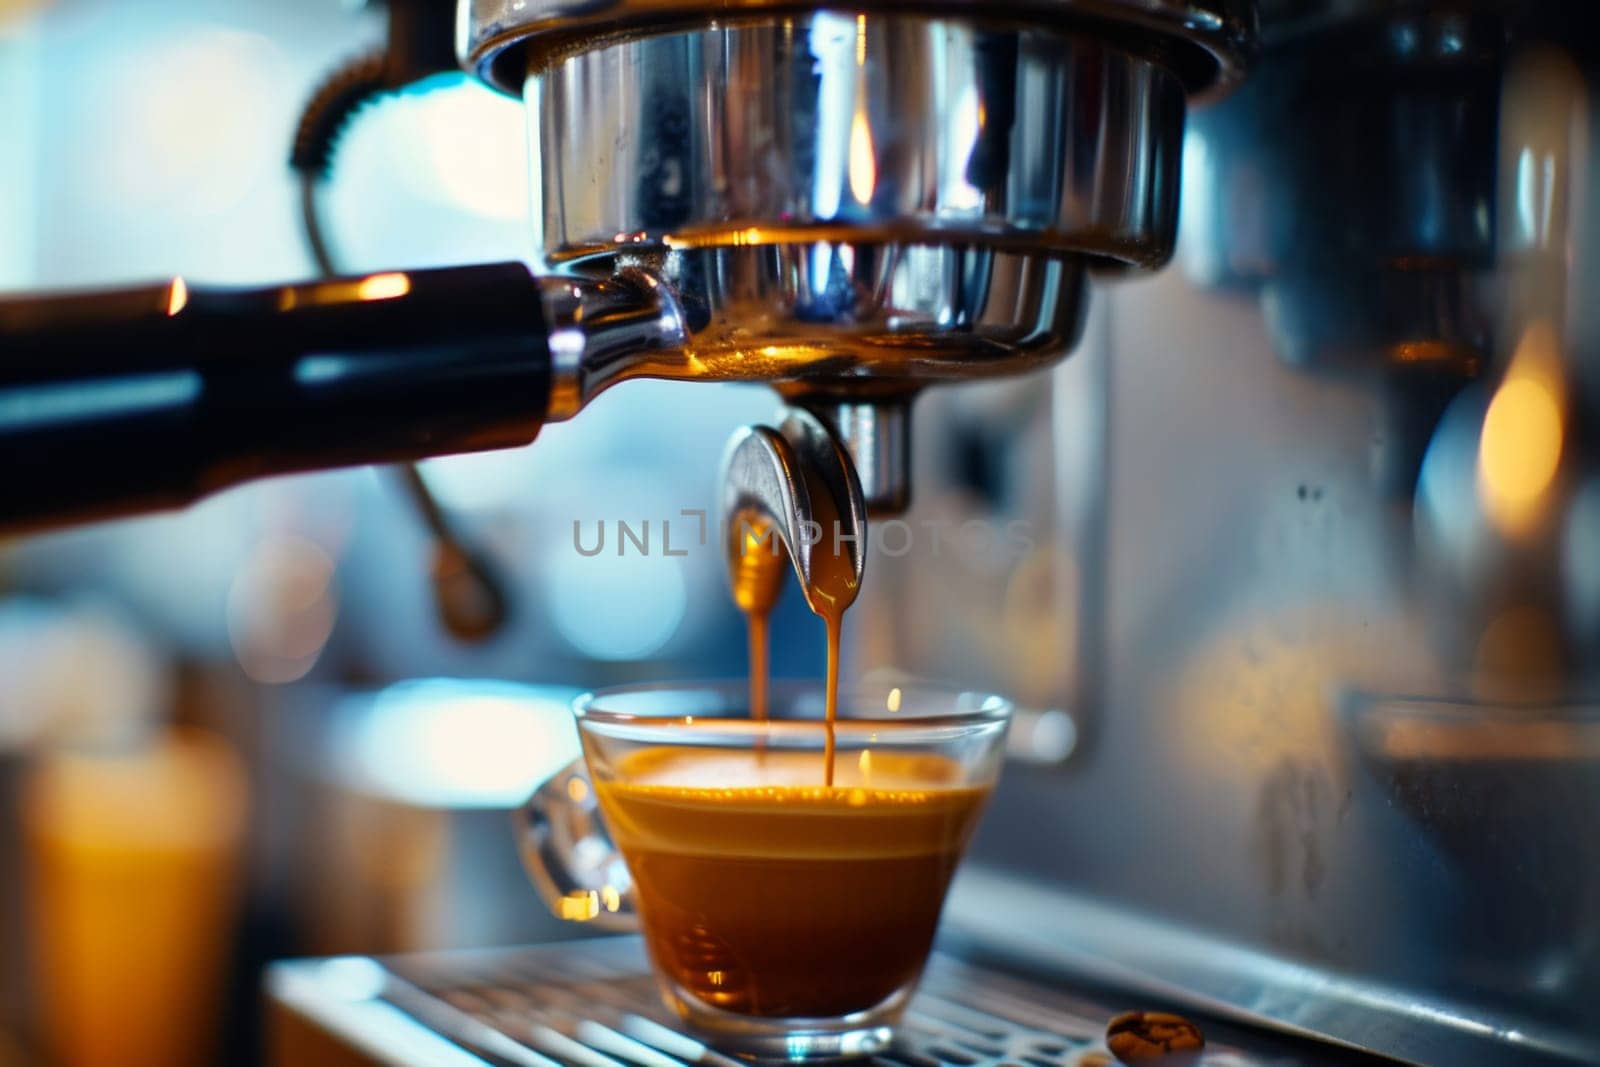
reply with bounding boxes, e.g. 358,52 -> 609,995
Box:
23,729 -> 247,1067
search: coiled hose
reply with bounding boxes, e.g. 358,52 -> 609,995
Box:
289,10 -> 511,642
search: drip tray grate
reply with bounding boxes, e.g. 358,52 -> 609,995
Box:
272,937 -> 1383,1066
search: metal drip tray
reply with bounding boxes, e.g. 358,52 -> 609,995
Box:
267,938 -> 1390,1066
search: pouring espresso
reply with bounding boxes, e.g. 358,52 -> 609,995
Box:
720,409 -> 868,784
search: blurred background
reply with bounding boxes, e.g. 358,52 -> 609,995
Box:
0,1 -> 826,1063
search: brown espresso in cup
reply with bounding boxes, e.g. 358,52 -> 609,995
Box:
594,746 -> 990,1018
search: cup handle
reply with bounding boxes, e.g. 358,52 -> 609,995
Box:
514,758 -> 637,930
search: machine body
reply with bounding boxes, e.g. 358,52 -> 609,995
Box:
861,3 -> 1600,1063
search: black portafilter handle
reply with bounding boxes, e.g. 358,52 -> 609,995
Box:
0,261 -> 551,533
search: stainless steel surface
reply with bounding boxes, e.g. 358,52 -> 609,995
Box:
944,868 -> 1595,1066
1183,3 -> 1501,412
719,408 -> 867,618
538,271 -> 688,421
463,0 -> 1256,98
528,18 -> 1185,269
859,2 -> 1600,1063
522,12 -> 1155,442
501,5 -> 1243,517
517,10 -> 1220,516
268,937 -> 1385,1066
538,259 -> 1081,435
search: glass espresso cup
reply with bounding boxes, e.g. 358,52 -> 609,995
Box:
516,680 -> 1011,1059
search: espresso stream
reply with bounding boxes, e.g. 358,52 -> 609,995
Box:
595,748 -> 988,1017
728,493 -> 859,784
814,574 -> 849,787
805,474 -> 860,786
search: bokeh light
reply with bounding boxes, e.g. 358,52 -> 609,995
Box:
96,27 -> 285,217
225,534 -> 338,684
331,679 -> 580,809
1478,322 -> 1566,534
544,536 -> 688,661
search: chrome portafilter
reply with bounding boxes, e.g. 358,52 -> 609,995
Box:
471,0 -> 1255,515
0,1 -> 1252,534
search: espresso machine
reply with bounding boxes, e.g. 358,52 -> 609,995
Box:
4,0 -> 1599,1064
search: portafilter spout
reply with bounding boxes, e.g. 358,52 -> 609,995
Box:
719,408 -> 868,622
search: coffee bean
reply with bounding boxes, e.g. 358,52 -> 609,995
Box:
1105,1011 -> 1204,1064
